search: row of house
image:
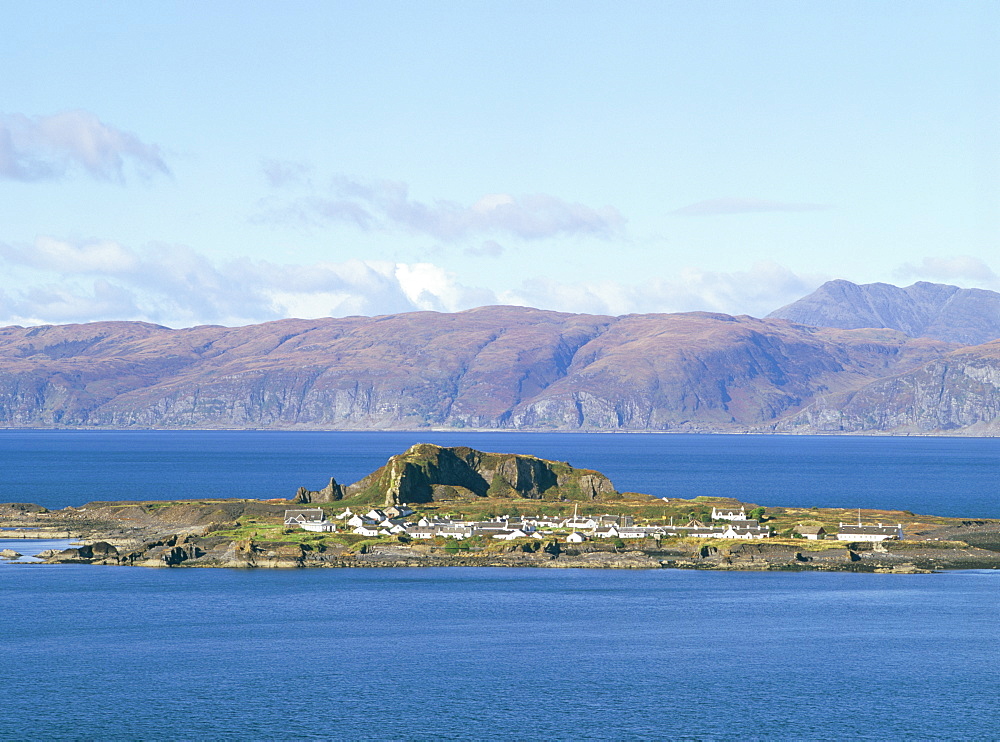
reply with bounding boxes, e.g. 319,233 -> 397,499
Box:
284,507 -> 775,541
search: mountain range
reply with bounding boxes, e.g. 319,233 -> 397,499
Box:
0,279 -> 998,435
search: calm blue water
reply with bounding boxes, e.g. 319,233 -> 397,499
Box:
0,430 -> 997,516
2,433 -> 999,740
1,565 -> 998,741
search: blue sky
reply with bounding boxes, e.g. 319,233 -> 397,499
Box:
1,0 -> 998,327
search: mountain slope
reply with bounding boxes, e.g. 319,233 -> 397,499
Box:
773,340 -> 1000,435
767,279 -> 1000,345
0,307 -> 958,432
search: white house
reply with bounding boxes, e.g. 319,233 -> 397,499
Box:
284,508 -> 326,526
492,529 -> 529,540
285,509 -> 336,531
836,523 -> 904,541
438,525 -> 473,540
566,532 -> 587,543
712,506 -> 747,521
301,520 -> 337,533
720,524 -> 771,540
352,524 -> 383,537
527,515 -> 563,529
796,525 -> 827,540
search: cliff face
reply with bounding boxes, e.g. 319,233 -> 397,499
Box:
0,307 -> 965,433
340,443 -> 617,505
767,279 -> 1000,345
774,342 -> 1000,434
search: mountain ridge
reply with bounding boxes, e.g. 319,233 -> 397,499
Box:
767,279 -> 1000,345
0,281 -> 998,435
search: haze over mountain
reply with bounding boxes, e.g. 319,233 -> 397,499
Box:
767,280 -> 1000,345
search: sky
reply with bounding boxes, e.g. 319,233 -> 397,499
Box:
1,0 -> 999,328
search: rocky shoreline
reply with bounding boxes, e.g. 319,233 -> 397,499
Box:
5,513 -> 1000,573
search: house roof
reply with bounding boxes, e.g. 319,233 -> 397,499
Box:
283,509 -> 326,522
839,524 -> 902,535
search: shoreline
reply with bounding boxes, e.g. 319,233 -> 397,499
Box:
6,531 -> 999,573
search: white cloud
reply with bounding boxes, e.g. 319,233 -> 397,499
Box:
0,236 -> 141,273
895,256 -> 999,286
7,280 -> 140,325
261,159 -> 313,189
0,237 -> 495,327
672,197 -> 829,216
257,174 -> 625,242
500,262 -> 825,318
0,237 -> 825,326
0,110 -> 169,183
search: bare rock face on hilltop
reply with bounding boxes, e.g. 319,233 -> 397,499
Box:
767,280 -> 1000,345
340,443 -> 617,506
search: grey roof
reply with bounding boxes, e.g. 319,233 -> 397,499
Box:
839,524 -> 902,535
284,509 -> 326,523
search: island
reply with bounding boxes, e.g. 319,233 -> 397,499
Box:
3,443 -> 999,573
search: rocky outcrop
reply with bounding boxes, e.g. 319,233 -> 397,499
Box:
768,279 -> 1000,345
49,541 -> 119,564
294,477 -> 345,503
338,443 -> 616,505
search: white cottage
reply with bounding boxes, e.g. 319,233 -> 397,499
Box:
836,523 -> 904,541
712,506 -> 747,521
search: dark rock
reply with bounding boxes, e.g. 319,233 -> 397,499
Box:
294,477 -> 345,503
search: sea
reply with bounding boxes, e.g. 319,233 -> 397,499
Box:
2,431 -> 999,741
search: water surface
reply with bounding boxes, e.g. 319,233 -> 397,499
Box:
1,566 -> 997,741
0,430 -> 997,516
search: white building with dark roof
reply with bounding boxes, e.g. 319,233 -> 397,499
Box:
712,506 -> 747,521
836,523 -> 904,541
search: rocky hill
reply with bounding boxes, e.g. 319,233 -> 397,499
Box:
767,279 -> 1000,345
0,307 -> 960,433
294,443 -> 618,506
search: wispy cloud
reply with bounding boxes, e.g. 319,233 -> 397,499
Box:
895,255 -> 998,285
0,237 -> 824,326
500,262 -> 825,318
261,158 -> 313,189
0,110 -> 169,183
0,237 -> 494,327
672,197 -> 829,216
464,240 -> 505,258
257,173 -> 625,242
